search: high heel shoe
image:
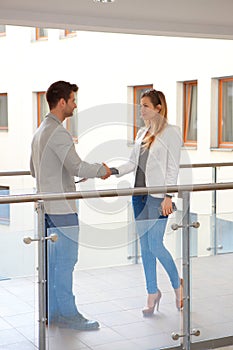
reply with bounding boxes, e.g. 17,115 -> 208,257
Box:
142,290 -> 162,317
175,278 -> 183,311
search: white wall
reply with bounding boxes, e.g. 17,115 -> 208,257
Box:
0,26 -> 233,274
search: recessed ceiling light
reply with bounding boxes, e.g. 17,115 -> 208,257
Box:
93,0 -> 115,3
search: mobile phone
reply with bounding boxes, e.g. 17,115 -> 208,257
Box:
159,202 -> 177,216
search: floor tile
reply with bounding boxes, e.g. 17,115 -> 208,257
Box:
1,254 -> 233,350
0,329 -> 28,346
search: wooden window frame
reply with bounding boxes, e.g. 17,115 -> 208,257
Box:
0,93 -> 8,131
35,28 -> 48,41
218,77 -> 233,148
37,91 -> 47,126
64,30 -> 76,37
183,80 -> 197,147
133,84 -> 153,140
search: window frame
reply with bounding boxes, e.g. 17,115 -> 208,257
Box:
0,93 -> 8,131
133,84 -> 153,140
37,91 -> 49,126
35,28 -> 48,41
183,80 -> 198,147
218,77 -> 233,148
64,30 -> 76,37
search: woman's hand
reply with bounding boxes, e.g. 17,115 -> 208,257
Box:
161,196 -> 173,216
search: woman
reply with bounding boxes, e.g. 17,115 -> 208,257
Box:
112,89 -> 183,316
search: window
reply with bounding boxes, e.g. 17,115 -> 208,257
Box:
0,186 -> 10,225
36,92 -> 78,141
35,28 -> 48,40
183,80 -> 197,146
64,30 -> 76,37
0,93 -> 8,131
133,84 -> 153,139
37,92 -> 49,126
218,77 -> 233,148
0,25 -> 6,36
59,29 -> 77,39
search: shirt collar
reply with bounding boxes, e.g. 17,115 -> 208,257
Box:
46,113 -> 62,124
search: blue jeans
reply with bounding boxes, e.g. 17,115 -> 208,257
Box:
132,195 -> 180,294
45,213 -> 79,321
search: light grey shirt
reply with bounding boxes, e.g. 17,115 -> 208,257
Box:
30,113 -> 106,214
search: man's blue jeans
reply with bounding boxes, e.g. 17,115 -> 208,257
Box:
132,195 -> 180,294
45,213 -> 79,322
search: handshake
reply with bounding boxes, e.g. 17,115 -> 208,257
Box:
76,164 -> 118,184
101,163 -> 118,180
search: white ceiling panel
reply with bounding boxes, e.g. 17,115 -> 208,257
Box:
0,0 -> 233,39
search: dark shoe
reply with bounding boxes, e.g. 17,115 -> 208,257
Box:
56,314 -> 100,331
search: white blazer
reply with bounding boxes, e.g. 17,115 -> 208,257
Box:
116,124 -> 182,197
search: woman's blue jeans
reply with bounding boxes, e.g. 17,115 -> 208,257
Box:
132,195 -> 180,294
45,213 -> 79,322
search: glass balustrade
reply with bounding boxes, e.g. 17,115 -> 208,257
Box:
0,225 -> 37,350
1,171 -> 233,349
189,210 -> 233,349
46,218 -> 183,350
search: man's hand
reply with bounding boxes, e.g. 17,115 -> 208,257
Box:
101,163 -> 112,180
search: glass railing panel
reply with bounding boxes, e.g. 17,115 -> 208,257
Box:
0,224 -> 37,350
215,211 -> 233,254
187,189 -> 233,257
215,189 -> 233,255
46,219 -> 183,350
190,211 -> 233,347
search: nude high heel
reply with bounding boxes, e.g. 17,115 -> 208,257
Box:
175,278 -> 183,311
142,290 -> 162,317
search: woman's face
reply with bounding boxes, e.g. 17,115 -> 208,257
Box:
140,96 -> 161,121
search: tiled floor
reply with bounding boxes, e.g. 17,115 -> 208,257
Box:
0,254 -> 233,350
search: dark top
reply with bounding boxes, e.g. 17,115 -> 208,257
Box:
134,143 -> 149,187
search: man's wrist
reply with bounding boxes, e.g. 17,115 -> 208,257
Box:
165,194 -> 172,198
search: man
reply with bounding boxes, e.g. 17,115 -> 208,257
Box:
30,80 -> 111,330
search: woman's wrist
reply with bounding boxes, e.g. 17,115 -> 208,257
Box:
110,167 -> 119,175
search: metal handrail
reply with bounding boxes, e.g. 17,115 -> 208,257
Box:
179,162 -> 233,168
0,170 -> 31,176
0,182 -> 233,204
0,162 -> 233,177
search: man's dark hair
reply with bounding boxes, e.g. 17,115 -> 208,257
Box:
46,81 -> 78,110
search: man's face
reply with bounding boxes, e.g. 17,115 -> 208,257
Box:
64,91 -> 77,118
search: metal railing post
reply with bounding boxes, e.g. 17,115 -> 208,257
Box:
212,166 -> 217,255
182,191 -> 191,350
134,235 -> 139,264
37,200 -> 46,350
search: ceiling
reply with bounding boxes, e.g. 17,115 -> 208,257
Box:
1,0 -> 233,39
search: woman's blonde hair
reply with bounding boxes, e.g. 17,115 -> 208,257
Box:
141,89 -> 168,149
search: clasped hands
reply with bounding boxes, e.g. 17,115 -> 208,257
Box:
101,163 -> 113,180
